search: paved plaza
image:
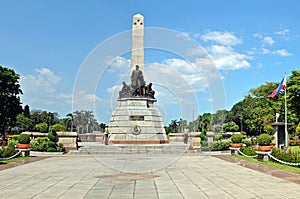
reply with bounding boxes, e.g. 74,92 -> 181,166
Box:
0,152 -> 300,199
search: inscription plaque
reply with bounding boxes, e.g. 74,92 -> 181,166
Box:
129,115 -> 144,121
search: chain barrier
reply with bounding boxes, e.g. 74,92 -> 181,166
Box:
268,153 -> 300,166
237,149 -> 258,158
0,150 -> 22,161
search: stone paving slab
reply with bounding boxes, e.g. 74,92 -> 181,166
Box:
0,154 -> 299,198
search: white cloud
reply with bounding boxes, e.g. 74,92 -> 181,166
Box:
262,48 -> 270,54
105,56 -> 130,73
273,49 -> 292,56
274,29 -> 289,36
253,33 -> 275,46
201,31 -> 242,46
262,36 -> 275,46
107,85 -> 122,94
206,45 -> 251,70
20,68 -> 73,115
176,32 -> 192,41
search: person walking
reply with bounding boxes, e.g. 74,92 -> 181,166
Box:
104,125 -> 109,145
183,127 -> 189,144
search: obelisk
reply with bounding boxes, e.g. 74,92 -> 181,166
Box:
130,14 -> 144,75
109,13 -> 168,144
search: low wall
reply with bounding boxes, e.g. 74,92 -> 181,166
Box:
78,133 -> 103,142
168,132 -> 200,143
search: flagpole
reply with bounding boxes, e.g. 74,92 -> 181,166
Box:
284,73 -> 288,148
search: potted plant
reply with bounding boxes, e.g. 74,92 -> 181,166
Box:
257,133 -> 273,151
17,134 -> 31,149
230,134 -> 243,148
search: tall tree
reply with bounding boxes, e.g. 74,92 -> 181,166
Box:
0,66 -> 23,138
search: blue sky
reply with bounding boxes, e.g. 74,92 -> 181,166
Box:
1,0 -> 299,125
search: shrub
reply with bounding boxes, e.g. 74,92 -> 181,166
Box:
48,131 -> 58,142
263,125 -> 274,134
31,137 -> 49,152
47,147 -> 57,152
0,146 -> 17,158
214,134 -> 223,141
201,146 -> 211,151
257,133 -> 272,146
231,134 -> 243,143
35,122 -> 48,133
242,138 -> 252,147
240,147 -> 257,156
57,142 -> 65,152
50,124 -> 67,132
289,140 -> 299,146
18,134 -> 30,144
271,147 -> 300,164
200,132 -> 206,142
211,139 -> 231,151
201,141 -> 208,147
10,135 -> 20,141
47,141 -> 56,148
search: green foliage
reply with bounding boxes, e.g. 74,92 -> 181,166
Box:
263,125 -> 274,134
50,124 -> 67,132
271,147 -> 300,164
18,134 -> 30,144
10,135 -> 20,141
231,134 -> 243,143
35,122 -> 48,133
0,66 -> 23,136
223,121 -> 239,132
200,132 -> 206,144
240,147 -> 257,156
211,140 -> 231,151
296,123 -> 300,136
47,141 -> 56,148
214,134 -> 223,141
0,146 -> 18,158
47,132 -> 56,142
16,114 -> 34,131
47,147 -> 57,152
30,137 -> 49,152
57,142 -> 65,152
289,140 -> 299,146
242,137 -> 252,147
257,133 -> 272,146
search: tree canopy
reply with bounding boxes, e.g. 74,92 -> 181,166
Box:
0,66 -> 23,137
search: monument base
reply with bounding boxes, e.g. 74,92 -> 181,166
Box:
109,97 -> 168,144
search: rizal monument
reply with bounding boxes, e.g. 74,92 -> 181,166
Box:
108,14 -> 168,144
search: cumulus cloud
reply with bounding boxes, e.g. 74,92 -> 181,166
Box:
205,45 -> 251,70
105,56 -> 130,73
201,31 -> 242,46
20,68 -> 72,112
73,89 -> 102,111
274,29 -> 289,36
253,33 -> 275,46
199,31 -> 251,70
273,49 -> 292,56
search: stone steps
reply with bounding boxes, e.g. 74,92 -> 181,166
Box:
69,142 -> 190,155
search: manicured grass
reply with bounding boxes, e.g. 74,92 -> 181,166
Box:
0,156 -> 30,164
289,146 -> 300,153
232,154 -> 300,175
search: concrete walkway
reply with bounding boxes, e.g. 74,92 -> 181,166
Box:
0,154 -> 299,199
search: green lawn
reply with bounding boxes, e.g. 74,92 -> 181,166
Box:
289,146 -> 300,153
0,156 -> 29,164
232,154 -> 300,174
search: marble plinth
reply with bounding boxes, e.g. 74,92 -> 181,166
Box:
109,98 -> 168,144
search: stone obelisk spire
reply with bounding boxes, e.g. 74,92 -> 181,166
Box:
130,14 -> 144,75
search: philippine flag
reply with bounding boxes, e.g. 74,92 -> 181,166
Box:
268,76 -> 286,98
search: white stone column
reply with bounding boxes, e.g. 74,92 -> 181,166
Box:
130,14 -> 144,75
